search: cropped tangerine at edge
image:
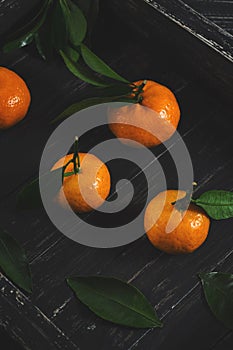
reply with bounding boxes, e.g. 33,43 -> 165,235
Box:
0,67 -> 31,129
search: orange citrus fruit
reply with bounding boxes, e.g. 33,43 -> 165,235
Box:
0,67 -> 31,129
108,80 -> 180,147
144,190 -> 210,254
52,153 -> 111,213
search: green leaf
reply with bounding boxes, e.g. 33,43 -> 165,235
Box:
3,0 -> 51,52
192,190 -> 233,220
60,50 -> 108,86
51,97 -> 115,123
95,83 -> 133,97
67,276 -> 163,328
199,272 -> 233,330
65,46 -> 80,62
51,0 -> 68,50
75,0 -> 93,16
17,177 -> 41,209
51,95 -> 135,124
3,33 -> 34,52
76,0 -> 99,37
0,228 -> 32,293
34,10 -> 54,60
62,0 -> 87,46
81,44 -> 129,83
17,168 -> 63,210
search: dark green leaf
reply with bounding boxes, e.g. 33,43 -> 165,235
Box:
60,50 -> 108,86
51,95 -> 135,124
34,9 -> 54,60
199,272 -> 233,330
74,0 -> 92,16
51,0 -> 68,50
63,0 -> 87,46
81,44 -> 129,83
67,276 -> 163,328
17,177 -> 41,209
75,0 -> 99,42
3,33 -> 34,52
3,0 -> 51,52
95,83 -> 133,97
192,190 -> 233,220
65,46 -> 80,62
0,228 -> 32,293
17,168 -> 63,209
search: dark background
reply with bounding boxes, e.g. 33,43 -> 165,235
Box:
0,0 -> 233,349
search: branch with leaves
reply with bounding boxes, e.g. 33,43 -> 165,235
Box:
2,1 -> 159,123
3,0 -> 134,113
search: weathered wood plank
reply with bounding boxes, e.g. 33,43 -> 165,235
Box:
0,274 -> 78,350
128,250 -> 233,350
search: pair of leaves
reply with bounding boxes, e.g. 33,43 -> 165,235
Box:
192,190 -> 233,220
200,272 -> 233,330
35,0 -> 87,60
60,43 -> 129,87
0,229 -> 32,293
3,0 -> 129,88
67,273 -> 233,330
52,87 -> 135,124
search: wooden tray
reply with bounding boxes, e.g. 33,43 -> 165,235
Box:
0,0 -> 233,349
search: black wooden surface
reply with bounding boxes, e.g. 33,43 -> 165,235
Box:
186,0 -> 233,35
0,0 -> 233,349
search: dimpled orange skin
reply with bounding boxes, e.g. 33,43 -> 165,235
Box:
0,67 -> 31,129
52,153 -> 111,213
108,80 -> 180,147
144,190 -> 210,254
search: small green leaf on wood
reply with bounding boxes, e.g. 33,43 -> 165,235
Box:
51,94 -> 135,124
0,228 -> 32,293
34,10 -> 54,60
60,50 -> 109,87
81,44 -> 129,83
67,276 -> 163,328
62,0 -> 87,46
199,272 -> 233,330
65,46 -> 80,62
17,168 -> 63,209
51,0 -> 68,50
192,190 -> 233,220
3,0 -> 51,52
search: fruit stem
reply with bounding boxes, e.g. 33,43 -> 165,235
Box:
73,136 -> 81,174
172,182 -> 197,212
62,136 -> 81,183
134,80 -> 147,103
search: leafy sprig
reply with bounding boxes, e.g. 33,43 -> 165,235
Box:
3,0 -> 129,88
173,188 -> 233,220
0,228 -> 32,293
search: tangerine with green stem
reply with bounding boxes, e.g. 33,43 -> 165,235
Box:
144,190 -> 210,254
52,137 -> 111,213
108,80 -> 180,148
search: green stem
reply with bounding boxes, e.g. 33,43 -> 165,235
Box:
73,136 -> 81,174
133,80 -> 147,103
172,182 -> 197,212
62,136 -> 81,182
